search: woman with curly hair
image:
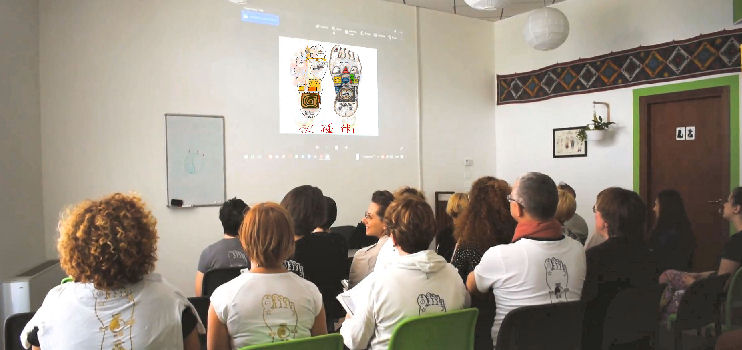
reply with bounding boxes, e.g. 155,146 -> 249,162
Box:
21,193 -> 202,350
450,176 -> 515,350
451,177 -> 516,281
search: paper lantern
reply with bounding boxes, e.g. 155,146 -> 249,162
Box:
464,0 -> 512,11
523,7 -> 569,51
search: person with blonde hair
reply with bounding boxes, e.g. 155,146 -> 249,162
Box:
555,188 -> 584,244
208,202 -> 326,349
374,186 -> 428,271
21,193 -> 203,350
341,196 -> 469,350
436,193 -> 469,262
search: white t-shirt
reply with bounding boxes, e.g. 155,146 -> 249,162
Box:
341,250 -> 471,350
20,274 -> 203,350
210,270 -> 323,348
474,237 -> 586,344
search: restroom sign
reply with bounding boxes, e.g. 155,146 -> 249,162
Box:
676,126 -> 696,141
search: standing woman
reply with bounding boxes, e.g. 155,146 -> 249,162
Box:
21,193 -> 202,350
649,189 -> 696,272
208,202 -> 326,349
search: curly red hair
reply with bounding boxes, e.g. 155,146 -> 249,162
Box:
454,176 -> 516,250
57,193 -> 158,290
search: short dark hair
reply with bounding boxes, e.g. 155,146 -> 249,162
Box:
596,187 -> 646,242
320,196 -> 337,230
515,172 -> 558,221
220,197 -> 249,236
371,190 -> 394,219
280,185 -> 326,236
731,187 -> 742,207
384,196 -> 436,254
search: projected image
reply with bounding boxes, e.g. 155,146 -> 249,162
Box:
280,36 -> 378,136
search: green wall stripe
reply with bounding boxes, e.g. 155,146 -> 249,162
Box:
735,0 -> 742,24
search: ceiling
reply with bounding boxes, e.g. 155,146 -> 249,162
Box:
382,0 -> 566,22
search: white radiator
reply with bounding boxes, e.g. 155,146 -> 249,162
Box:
1,260 -> 65,346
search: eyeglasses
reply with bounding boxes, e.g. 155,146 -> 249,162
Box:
507,194 -> 522,205
364,212 -> 375,220
592,205 -> 597,213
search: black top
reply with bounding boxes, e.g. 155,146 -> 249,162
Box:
293,233 -> 347,319
721,230 -> 742,263
315,230 -> 350,278
581,237 -> 659,350
649,227 -> 695,272
451,243 -> 487,281
435,226 -> 456,263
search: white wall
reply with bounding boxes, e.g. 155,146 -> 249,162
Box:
494,0 -> 741,234
418,8 -> 497,199
37,0 -> 497,294
0,0 -> 46,281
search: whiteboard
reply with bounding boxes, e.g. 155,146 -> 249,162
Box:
165,114 -> 225,207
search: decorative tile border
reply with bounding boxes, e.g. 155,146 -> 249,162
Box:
497,28 -> 742,105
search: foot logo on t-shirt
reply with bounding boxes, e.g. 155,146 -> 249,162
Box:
416,292 -> 447,315
261,294 -> 299,342
544,257 -> 570,302
94,289 -> 135,349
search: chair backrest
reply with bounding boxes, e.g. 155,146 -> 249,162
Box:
202,267 -> 243,297
601,284 -> 666,349
238,333 -> 343,350
388,308 -> 478,350
4,312 -> 35,350
725,267 -> 742,329
188,296 -> 210,327
675,273 -> 730,330
495,301 -> 584,350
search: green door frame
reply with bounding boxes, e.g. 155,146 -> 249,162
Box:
633,74 -> 740,233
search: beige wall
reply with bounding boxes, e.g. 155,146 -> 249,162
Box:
0,0 -> 46,281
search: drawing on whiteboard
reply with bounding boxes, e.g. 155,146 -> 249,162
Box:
184,148 -> 206,175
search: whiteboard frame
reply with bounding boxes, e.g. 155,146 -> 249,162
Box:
165,113 -> 226,208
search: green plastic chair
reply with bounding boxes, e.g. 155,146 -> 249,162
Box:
238,333 -> 343,350
388,308 -> 479,350
724,267 -> 742,330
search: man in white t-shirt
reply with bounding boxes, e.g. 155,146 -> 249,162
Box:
466,172 -> 586,345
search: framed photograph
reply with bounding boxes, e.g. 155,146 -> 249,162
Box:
553,127 -> 587,158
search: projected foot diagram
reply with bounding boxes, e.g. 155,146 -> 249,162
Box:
330,45 -> 362,127
290,45 -> 328,132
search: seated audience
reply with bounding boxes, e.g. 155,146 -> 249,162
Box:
340,196 -> 470,350
467,172 -> 586,346
649,189 -> 695,272
281,185 -> 346,324
581,187 -> 659,350
349,190 -> 394,288
312,196 -> 349,278
556,188 -> 583,244
374,187 -> 428,271
208,202 -> 326,349
21,193 -> 202,350
435,192 -> 469,262
451,177 -> 515,350
195,197 -> 250,296
558,182 -> 590,246
659,187 -> 742,322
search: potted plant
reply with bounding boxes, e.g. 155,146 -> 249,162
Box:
577,114 -> 615,142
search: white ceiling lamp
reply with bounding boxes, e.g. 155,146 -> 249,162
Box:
464,0 -> 512,11
523,6 -> 569,50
